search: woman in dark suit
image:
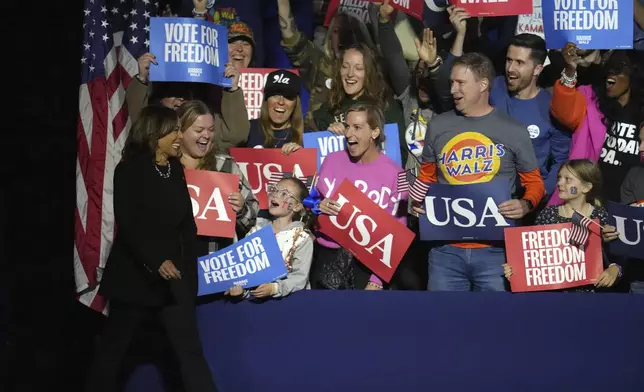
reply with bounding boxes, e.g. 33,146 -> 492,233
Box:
85,105 -> 218,392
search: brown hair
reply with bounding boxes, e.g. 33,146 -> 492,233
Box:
345,103 -> 385,147
559,159 -> 603,206
259,96 -> 304,147
122,105 -> 178,161
328,43 -> 389,114
452,52 -> 496,92
175,100 -> 218,170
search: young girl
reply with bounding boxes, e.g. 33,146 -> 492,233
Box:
225,177 -> 315,299
504,159 -> 621,291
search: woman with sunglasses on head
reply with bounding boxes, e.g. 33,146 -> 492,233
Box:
85,105 -> 218,392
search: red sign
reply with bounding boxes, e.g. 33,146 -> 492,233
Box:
449,0 -> 532,17
324,0 -> 424,26
318,179 -> 415,283
185,169 -> 239,238
504,222 -> 603,292
238,68 -> 299,120
229,148 -> 317,209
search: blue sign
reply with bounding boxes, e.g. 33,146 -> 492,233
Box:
542,0 -> 633,49
197,226 -> 288,296
303,123 -> 402,169
149,17 -> 232,87
607,202 -> 644,260
419,180 -> 515,241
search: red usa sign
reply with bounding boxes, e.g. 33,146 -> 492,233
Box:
449,0 -> 532,17
185,169 -> 239,238
504,222 -> 603,292
238,68 -> 299,120
318,179 -> 415,283
229,148 -> 317,209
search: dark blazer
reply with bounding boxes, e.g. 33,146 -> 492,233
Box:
100,155 -> 204,307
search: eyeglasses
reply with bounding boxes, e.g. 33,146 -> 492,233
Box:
267,185 -> 300,202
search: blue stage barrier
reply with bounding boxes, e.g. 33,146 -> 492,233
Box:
125,291 -> 644,392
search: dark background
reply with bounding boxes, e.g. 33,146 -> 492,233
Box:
2,1 -> 104,391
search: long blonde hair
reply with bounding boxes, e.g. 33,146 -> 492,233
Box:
259,96 -> 304,147
176,100 -> 216,170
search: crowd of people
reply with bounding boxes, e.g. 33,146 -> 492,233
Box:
83,1 -> 644,391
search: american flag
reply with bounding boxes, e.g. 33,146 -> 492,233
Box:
569,210 -> 592,248
75,0 -> 159,315
397,169 -> 429,203
268,172 -> 316,190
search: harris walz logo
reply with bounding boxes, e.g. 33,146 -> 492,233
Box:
439,132 -> 505,185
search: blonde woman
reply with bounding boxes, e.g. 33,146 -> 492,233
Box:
177,100 -> 259,251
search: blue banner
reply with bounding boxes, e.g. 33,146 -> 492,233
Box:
197,226 -> 288,296
607,202 -> 644,260
419,180 -> 515,241
149,17 -> 232,87
542,0 -> 633,49
303,124 -> 401,169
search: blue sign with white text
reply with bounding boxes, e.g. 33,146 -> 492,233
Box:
149,17 -> 232,87
303,123 -> 402,169
607,202 -> 644,260
419,180 -> 514,241
197,226 -> 288,296
542,0 -> 633,49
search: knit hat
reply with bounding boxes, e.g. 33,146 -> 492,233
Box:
228,21 -> 255,48
263,70 -> 301,101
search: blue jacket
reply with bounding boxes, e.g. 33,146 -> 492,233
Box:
490,76 -> 571,199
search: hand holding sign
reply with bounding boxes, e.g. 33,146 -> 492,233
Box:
448,5 -> 471,35
328,122 -> 347,136
137,53 -> 157,83
319,198 -> 342,216
498,199 -> 530,220
224,63 -> 241,91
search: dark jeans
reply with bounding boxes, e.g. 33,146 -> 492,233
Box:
85,299 -> 217,392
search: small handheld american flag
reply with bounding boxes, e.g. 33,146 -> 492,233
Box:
268,172 -> 316,190
396,169 -> 430,203
569,210 -> 595,248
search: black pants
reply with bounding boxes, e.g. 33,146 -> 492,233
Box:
85,299 -> 217,392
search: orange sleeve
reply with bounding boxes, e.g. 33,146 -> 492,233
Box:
550,80 -> 588,131
418,162 -> 438,183
520,169 -> 545,209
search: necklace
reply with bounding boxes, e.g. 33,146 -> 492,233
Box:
155,161 -> 171,179
272,129 -> 292,147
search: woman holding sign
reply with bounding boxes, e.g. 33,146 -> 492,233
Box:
178,100 -> 259,249
86,106 -> 218,392
312,103 -> 408,290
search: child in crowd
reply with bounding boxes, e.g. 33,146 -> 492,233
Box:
504,159 -> 621,291
225,177 -> 315,299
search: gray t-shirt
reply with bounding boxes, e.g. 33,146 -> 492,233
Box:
620,166 -> 644,205
421,108 -> 539,197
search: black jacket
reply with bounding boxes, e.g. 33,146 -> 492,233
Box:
100,155 -> 203,307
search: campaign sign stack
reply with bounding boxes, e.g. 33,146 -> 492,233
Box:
149,17 -> 232,87
303,124 -> 402,169
197,226 -> 288,296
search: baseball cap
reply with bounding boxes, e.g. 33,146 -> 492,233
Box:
263,70 -> 301,101
228,22 -> 255,48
